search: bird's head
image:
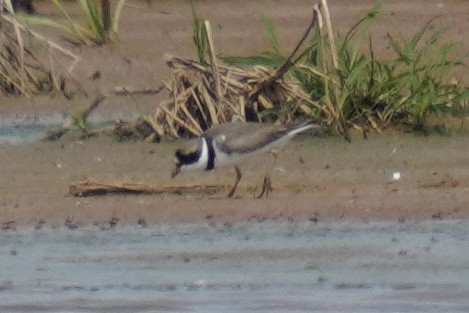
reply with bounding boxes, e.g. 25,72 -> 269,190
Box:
171,140 -> 202,178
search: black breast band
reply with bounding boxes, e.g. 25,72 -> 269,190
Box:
205,137 -> 216,171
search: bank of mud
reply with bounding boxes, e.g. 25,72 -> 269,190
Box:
0,132 -> 468,227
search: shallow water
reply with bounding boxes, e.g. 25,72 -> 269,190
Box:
1,220 -> 469,312
0,116 -> 116,144
0,124 -> 52,144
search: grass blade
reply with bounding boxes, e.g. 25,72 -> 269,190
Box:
261,14 -> 280,54
112,0 -> 127,34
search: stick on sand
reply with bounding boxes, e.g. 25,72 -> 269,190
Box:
69,181 -> 224,197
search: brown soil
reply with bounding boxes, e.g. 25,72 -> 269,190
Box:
0,0 -> 468,227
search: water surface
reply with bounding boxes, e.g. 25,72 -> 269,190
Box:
1,220 -> 469,312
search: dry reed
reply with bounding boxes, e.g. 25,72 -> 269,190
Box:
143,11 -> 329,139
0,0 -> 80,96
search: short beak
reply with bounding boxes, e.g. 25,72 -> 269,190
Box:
171,166 -> 181,179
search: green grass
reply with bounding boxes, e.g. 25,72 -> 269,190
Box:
17,0 -> 126,45
190,0 -> 209,64
71,110 -> 89,132
220,1 -> 468,136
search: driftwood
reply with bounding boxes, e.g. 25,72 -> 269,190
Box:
69,181 -> 224,197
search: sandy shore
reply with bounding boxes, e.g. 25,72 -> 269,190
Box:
0,0 -> 468,227
1,131 -> 468,227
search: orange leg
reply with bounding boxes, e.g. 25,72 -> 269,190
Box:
227,165 -> 242,198
256,149 -> 278,199
256,175 -> 273,199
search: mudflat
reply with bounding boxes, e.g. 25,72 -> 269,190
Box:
1,132 -> 468,227
0,0 -> 468,227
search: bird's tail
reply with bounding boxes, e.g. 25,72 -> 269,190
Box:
285,120 -> 319,136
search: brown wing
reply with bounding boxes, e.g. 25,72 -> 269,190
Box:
203,122 -> 289,154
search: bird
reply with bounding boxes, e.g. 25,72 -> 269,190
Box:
171,120 -> 317,198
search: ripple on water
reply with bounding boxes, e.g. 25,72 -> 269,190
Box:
1,220 -> 469,312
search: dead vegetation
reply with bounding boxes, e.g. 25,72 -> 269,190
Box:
45,7 -> 327,143
0,0 -> 80,96
141,9 -> 327,140
36,0 -> 464,144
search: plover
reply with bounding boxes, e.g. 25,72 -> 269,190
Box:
171,120 -> 317,198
